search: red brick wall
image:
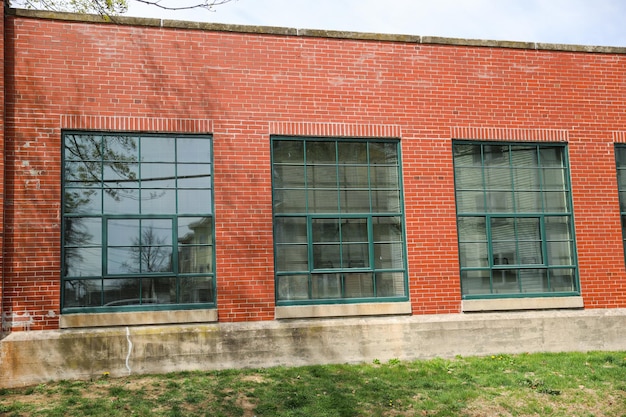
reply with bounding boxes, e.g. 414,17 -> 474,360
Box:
3,13 -> 626,330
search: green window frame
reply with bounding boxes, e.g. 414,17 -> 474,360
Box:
453,141 -> 579,299
271,136 -> 408,305
62,132 -> 215,312
615,145 -> 626,262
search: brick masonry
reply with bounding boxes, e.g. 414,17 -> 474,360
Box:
2,8 -> 626,332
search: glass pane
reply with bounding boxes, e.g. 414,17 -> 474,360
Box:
274,217 -> 307,244
456,190 -> 485,213
178,189 -> 212,214
369,142 -> 398,165
617,170 -> 626,190
542,168 -> 567,190
459,242 -> 488,267
177,163 -> 212,188
273,140 -> 304,164
486,191 -> 513,213
371,189 -> 400,213
343,243 -> 369,268
143,277 -> 176,304
178,245 -> 213,273
550,268 -> 576,292
103,188 -> 139,214
64,217 -> 102,247
306,141 -> 336,164
453,143 -> 481,166
620,192 -> 626,212
461,270 -> 491,295
274,189 -> 306,213
103,135 -> 139,162
141,189 -> 176,214
342,219 -> 367,242
180,276 -> 215,303
374,243 -> 404,269
307,165 -> 337,188
313,244 -> 341,269
370,166 -> 399,188
276,275 -> 309,301
539,147 -> 564,167
616,147 -> 626,168
64,246 -> 102,277
376,272 -> 405,297
484,167 -> 512,189
483,144 -> 508,165
373,216 -> 402,241
102,278 -> 140,306
547,241 -> 574,266
344,273 -> 374,298
140,243 -> 173,273
65,134 -> 102,162
275,244 -> 308,272
338,142 -> 367,163
177,138 -> 211,163
457,217 -> 486,242
64,279 -> 102,308
178,217 -> 212,245
492,269 -> 520,294
273,165 -> 305,188
490,217 -> 515,241
543,191 -> 568,212
107,247 -> 136,274
518,242 -> 542,265
65,161 -> 101,184
308,190 -> 339,213
517,217 -> 540,239
108,219 -> 140,246
103,162 -> 138,188
510,145 -> 538,166
512,168 -> 540,190
454,167 -> 483,189
342,190 -> 371,212
311,273 -> 341,299
141,163 -> 175,188
141,137 -> 175,162
339,165 -> 369,188
312,218 -> 339,243
64,189 -> 101,214
545,216 -> 572,240
515,191 -> 541,212
519,269 -> 547,293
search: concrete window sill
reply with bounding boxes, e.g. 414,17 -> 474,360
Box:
462,296 -> 583,312
60,309 -> 218,328
275,301 -> 412,319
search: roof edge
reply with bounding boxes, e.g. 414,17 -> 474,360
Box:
7,7 -> 626,54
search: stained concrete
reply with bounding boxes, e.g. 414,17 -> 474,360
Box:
2,308 -> 626,388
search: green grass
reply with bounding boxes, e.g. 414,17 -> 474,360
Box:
1,351 -> 626,416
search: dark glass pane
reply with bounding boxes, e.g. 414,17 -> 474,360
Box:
337,141 -> 367,163
490,217 -> 514,240
458,242 -> 488,267
143,277 -> 176,304
64,246 -> 102,277
483,144 -> 508,165
107,247 -> 136,274
276,275 -> 309,300
65,134 -> 102,162
344,273 -> 374,298
178,217 -> 212,245
311,273 -> 341,298
342,190 -> 371,212
274,189 -> 306,213
275,217 -> 307,244
142,219 -> 172,245
519,269 -> 547,293
620,192 -> 626,212
374,243 -> 403,269
549,268 -> 576,292
178,245 -> 213,273
343,243 -> 369,268
140,245 -> 172,273
339,165 -> 368,188
273,165 -> 305,188
141,137 -> 175,162
510,145 -> 538,166
456,190 -> 485,213
141,163 -> 175,188
141,189 -> 176,214
539,147 -> 564,167
313,244 -> 341,269
64,279 -> 102,308
312,219 -> 339,243
457,217 -> 486,242
65,161 -> 101,184
102,136 -> 138,162
484,167 -> 512,189
370,166 -> 399,188
373,216 -> 402,242
275,244 -> 308,272
369,142 -> 398,165
180,276 -> 215,303
460,270 -> 491,295
486,191 -> 513,213
64,189 -> 101,214
273,140 -> 304,164
616,147 -> 626,168
454,167 -> 483,190
453,143 -> 481,166
308,189 -> 338,213
306,141 -> 336,164
617,170 -> 626,190
64,217 -> 102,246
376,272 -> 405,296
512,168 -> 540,190
492,269 -> 520,294
307,165 -> 337,188
102,278 -> 140,306
341,218 -> 367,242
177,137 -> 211,163
178,189 -> 212,214
103,188 -> 139,214
178,164 -> 212,188
545,216 -> 571,240
371,190 -> 400,213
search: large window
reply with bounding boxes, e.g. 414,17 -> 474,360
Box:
271,137 -> 408,304
453,142 -> 578,298
615,146 -> 626,260
62,132 -> 215,312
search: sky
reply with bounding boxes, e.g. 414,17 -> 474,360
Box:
123,0 -> 626,47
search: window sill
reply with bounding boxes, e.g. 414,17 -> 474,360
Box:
60,309 -> 218,328
275,301 -> 412,319
462,296 -> 583,312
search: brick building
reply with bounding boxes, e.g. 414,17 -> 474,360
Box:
1,4 -> 626,387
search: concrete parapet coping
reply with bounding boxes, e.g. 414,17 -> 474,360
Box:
7,8 -> 626,55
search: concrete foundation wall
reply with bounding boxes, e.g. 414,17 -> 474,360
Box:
2,308 -> 626,388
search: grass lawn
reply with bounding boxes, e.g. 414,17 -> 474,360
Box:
1,351 -> 626,416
